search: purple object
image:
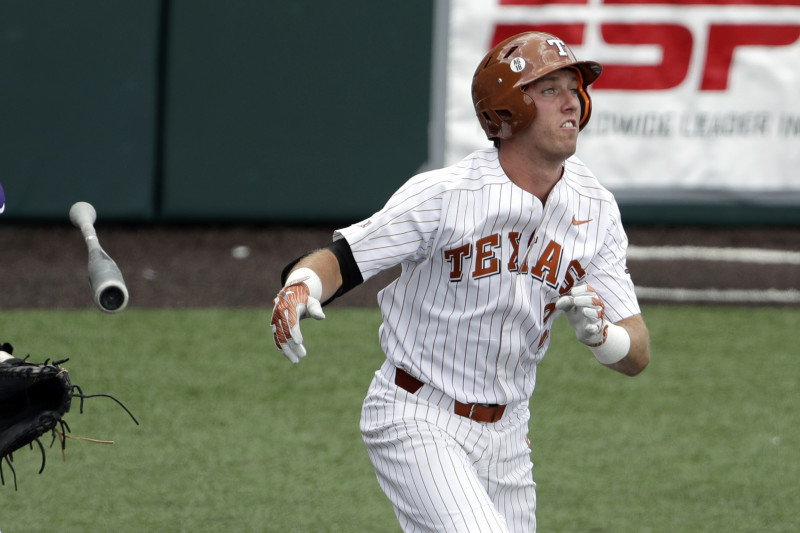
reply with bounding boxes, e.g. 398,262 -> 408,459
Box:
0,182 -> 5,214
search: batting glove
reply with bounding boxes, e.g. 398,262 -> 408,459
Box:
555,284 -> 630,365
270,268 -> 325,364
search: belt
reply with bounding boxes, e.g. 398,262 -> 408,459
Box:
394,367 -> 506,423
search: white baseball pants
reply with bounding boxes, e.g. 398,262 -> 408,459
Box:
360,361 -> 537,533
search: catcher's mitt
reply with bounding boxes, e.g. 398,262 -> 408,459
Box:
0,341 -> 138,489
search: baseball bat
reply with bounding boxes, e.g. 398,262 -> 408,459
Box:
69,202 -> 129,313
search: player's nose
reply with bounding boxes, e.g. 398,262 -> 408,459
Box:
561,91 -> 579,112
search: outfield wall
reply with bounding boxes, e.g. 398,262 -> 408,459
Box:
1,1 -> 797,225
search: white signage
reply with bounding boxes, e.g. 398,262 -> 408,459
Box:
436,0 -> 800,203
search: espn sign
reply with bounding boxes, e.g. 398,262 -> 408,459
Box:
490,20 -> 800,91
441,0 -> 800,200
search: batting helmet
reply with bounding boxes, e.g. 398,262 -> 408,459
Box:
472,32 -> 603,141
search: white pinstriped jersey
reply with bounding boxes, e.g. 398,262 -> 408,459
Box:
335,147 -> 639,405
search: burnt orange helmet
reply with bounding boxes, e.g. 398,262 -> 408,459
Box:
472,32 -> 603,140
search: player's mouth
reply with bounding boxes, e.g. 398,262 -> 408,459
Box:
560,120 -> 577,129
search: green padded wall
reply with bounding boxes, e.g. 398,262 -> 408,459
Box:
0,1 -> 161,220
160,1 -> 434,222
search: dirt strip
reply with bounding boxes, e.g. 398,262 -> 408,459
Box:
1,224 -> 799,309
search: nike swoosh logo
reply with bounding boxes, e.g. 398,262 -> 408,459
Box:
572,216 -> 592,226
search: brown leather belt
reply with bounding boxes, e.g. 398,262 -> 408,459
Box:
394,367 -> 506,423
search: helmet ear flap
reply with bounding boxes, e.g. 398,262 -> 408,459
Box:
520,88 -> 536,128
571,67 -> 593,130
521,89 -> 534,107
577,91 -> 591,129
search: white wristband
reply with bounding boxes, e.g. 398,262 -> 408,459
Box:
285,267 -> 323,301
590,322 -> 631,365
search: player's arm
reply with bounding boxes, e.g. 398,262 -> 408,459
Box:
285,248 -> 344,303
604,313 -> 649,376
270,239 -> 363,363
556,284 -> 650,376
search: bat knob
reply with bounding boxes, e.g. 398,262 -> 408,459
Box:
69,201 -> 97,228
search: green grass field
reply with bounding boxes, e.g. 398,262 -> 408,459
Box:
1,306 -> 798,532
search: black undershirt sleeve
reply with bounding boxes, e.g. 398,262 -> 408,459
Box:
279,238 -> 364,306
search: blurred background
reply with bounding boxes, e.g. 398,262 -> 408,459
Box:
2,0 -> 798,225
1,0 -> 799,309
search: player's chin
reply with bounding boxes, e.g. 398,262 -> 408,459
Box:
562,132 -> 579,150
555,139 -> 578,159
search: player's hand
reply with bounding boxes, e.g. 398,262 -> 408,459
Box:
555,284 -> 631,365
270,281 -> 326,364
555,284 -> 606,346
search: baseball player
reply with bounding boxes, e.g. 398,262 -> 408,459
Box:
270,32 -> 650,532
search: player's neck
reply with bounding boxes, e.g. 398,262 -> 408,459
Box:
498,146 -> 564,203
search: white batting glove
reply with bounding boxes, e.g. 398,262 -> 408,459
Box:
270,268 -> 325,364
555,284 -> 630,365
555,284 -> 606,344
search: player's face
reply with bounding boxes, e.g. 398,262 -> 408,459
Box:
519,68 -> 582,162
